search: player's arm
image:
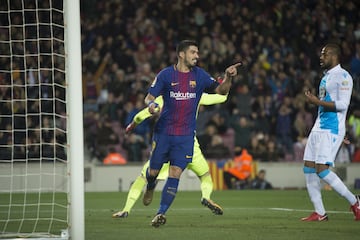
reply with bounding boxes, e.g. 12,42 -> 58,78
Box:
135,96 -> 163,124
144,92 -> 162,114
126,96 -> 163,133
304,90 -> 335,110
199,93 -> 228,105
305,74 -> 352,111
145,74 -> 164,114
215,62 -> 242,95
145,93 -> 157,112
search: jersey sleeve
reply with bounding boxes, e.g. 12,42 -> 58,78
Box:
199,93 -> 228,105
205,76 -> 220,92
334,72 -> 353,111
197,67 -> 219,92
148,69 -> 167,98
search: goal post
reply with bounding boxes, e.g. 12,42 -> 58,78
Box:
0,0 -> 84,239
64,0 -> 85,239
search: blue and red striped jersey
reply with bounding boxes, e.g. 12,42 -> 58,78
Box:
148,65 -> 219,135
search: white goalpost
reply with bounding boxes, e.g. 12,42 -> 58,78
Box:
0,0 -> 84,239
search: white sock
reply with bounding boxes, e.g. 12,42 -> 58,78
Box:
305,172 -> 326,215
321,170 -> 357,205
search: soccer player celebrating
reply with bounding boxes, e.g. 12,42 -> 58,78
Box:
301,43 -> 360,221
144,40 -> 240,227
112,93 -> 227,219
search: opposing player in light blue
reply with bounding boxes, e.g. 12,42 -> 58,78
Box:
301,43 -> 360,221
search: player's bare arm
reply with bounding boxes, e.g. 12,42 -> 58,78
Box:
304,90 -> 335,110
216,62 -> 242,95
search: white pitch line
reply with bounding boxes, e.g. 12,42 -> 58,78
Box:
90,207 -> 352,215
269,207 -> 350,214
3,207 -> 350,215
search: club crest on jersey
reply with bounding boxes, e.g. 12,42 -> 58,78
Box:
319,86 -> 326,99
189,80 -> 196,88
341,80 -> 349,86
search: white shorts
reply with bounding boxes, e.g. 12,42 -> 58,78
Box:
303,130 -> 343,166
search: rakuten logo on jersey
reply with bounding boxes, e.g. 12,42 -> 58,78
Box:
170,91 -> 196,100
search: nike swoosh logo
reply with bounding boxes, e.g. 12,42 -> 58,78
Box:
317,215 -> 328,221
171,82 -> 179,86
185,155 -> 192,159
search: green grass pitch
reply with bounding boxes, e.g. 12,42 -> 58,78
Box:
86,190 -> 359,240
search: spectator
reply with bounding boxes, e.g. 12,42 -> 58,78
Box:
293,101 -> 313,139
250,169 -> 273,190
122,133 -> 147,162
2,1 -> 360,165
76,1 -> 360,164
203,134 -> 231,160
196,104 -> 217,136
223,147 -> 253,190
99,92 -> 120,121
93,115 -> 119,161
250,109 -> 271,135
232,83 -> 252,117
275,97 -> 294,153
248,133 -> 267,161
197,123 -> 218,153
232,116 -> 252,149
103,147 -> 127,165
207,112 -> 229,135
263,139 -> 283,162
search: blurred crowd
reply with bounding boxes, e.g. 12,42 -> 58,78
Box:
0,1 -> 67,161
80,0 -> 360,163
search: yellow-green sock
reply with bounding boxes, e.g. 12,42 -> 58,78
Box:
200,173 -> 213,200
122,176 -> 146,213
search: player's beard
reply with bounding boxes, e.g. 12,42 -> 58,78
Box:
320,60 -> 331,70
184,57 -> 197,69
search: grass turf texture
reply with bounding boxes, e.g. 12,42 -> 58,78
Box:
86,190 -> 359,240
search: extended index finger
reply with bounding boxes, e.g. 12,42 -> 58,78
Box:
232,62 -> 242,68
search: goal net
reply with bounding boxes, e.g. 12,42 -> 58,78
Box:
0,0 -> 83,239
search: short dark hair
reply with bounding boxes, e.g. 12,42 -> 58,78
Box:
325,43 -> 341,58
176,40 -> 198,56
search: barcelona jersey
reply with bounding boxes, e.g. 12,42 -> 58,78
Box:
148,65 -> 219,136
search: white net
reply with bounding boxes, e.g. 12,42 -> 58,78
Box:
0,0 -> 68,238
